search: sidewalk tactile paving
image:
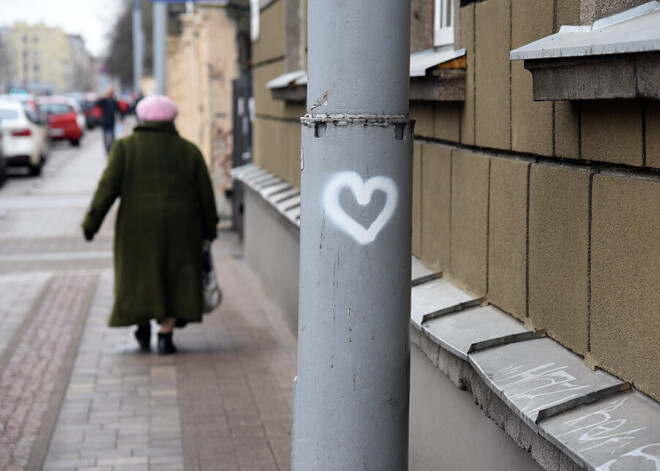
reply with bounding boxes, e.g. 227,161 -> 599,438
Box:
0,273 -> 96,471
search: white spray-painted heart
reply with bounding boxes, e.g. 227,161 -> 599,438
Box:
323,171 -> 398,245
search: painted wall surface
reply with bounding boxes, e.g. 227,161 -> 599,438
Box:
167,7 -> 237,196
252,0 -> 660,403
409,346 -> 542,471
244,189 -> 300,334
7,23 -> 71,94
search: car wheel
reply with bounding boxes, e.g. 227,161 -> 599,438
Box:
29,158 -> 42,177
70,139 -> 80,147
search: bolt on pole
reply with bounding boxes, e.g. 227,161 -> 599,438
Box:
153,1 -> 167,95
291,1 -> 413,470
132,0 -> 144,95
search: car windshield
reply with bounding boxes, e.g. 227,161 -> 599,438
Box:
0,108 -> 20,120
38,104 -> 72,115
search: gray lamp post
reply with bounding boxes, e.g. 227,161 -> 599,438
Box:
291,1 -> 414,469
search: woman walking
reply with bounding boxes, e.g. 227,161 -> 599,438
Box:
82,95 -> 219,354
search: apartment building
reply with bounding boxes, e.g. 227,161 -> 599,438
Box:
5,23 -> 82,94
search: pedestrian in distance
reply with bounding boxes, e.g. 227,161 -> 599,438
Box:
81,95 -> 219,354
97,86 -> 119,154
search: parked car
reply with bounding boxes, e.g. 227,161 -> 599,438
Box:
0,100 -> 49,176
36,98 -> 83,147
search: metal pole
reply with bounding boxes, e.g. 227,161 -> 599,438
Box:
291,0 -> 413,470
153,1 -> 167,94
132,0 -> 143,94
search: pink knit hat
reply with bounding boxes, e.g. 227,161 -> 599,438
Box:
136,95 -> 178,122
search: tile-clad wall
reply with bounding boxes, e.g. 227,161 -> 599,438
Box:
412,146 -> 660,400
408,0 -> 660,400
252,0 -> 305,189
253,0 -> 660,400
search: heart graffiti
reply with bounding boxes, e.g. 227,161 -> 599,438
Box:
323,171 -> 398,245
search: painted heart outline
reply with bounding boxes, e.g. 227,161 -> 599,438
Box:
323,171 -> 398,245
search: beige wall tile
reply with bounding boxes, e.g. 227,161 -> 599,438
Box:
410,102 -> 435,139
554,101 -> 581,159
460,5 -> 475,146
488,158 -> 529,321
511,0 -> 553,156
254,60 -> 285,117
646,100 -> 660,169
413,141 -> 423,256
591,174 -> 660,401
556,0 -> 580,30
284,121 -> 301,188
511,62 -> 553,156
450,150 -> 489,297
420,144 -> 452,272
284,101 -> 307,121
582,100 -> 643,166
433,103 -> 460,143
253,0 -> 286,65
528,164 -> 590,356
475,0 -> 511,151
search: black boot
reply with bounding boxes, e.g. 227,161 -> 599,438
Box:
134,323 -> 151,351
158,332 -> 177,354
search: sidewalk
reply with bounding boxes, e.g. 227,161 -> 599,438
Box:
41,233 -> 297,471
0,127 -> 297,471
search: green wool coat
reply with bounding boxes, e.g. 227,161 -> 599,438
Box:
82,122 -> 219,327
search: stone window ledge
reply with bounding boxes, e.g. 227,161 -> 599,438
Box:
231,162 -> 660,471
510,1 -> 660,101
266,46 -> 467,103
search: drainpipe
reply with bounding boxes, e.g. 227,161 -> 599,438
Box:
132,0 -> 143,94
153,1 -> 167,95
291,1 -> 413,470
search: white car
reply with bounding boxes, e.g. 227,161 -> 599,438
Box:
0,100 -> 49,176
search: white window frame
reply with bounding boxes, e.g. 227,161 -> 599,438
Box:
434,0 -> 454,47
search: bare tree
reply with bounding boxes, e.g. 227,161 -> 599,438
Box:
105,0 -> 153,88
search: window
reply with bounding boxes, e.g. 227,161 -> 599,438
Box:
434,0 -> 454,47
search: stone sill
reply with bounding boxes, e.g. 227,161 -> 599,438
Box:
523,53 -> 660,101
511,1 -> 660,101
231,163 -> 660,471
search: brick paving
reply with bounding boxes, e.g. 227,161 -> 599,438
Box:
0,125 -> 298,471
0,273 -> 96,470
0,273 -> 51,357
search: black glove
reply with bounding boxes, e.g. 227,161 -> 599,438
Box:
83,229 -> 94,242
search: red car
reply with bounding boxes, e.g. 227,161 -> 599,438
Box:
36,98 -> 82,147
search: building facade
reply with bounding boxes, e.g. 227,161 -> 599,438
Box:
67,34 -> 92,93
3,23 -> 93,95
166,5 -> 241,217
236,0 -> 660,469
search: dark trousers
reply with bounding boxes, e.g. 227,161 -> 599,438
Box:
103,126 -> 115,154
